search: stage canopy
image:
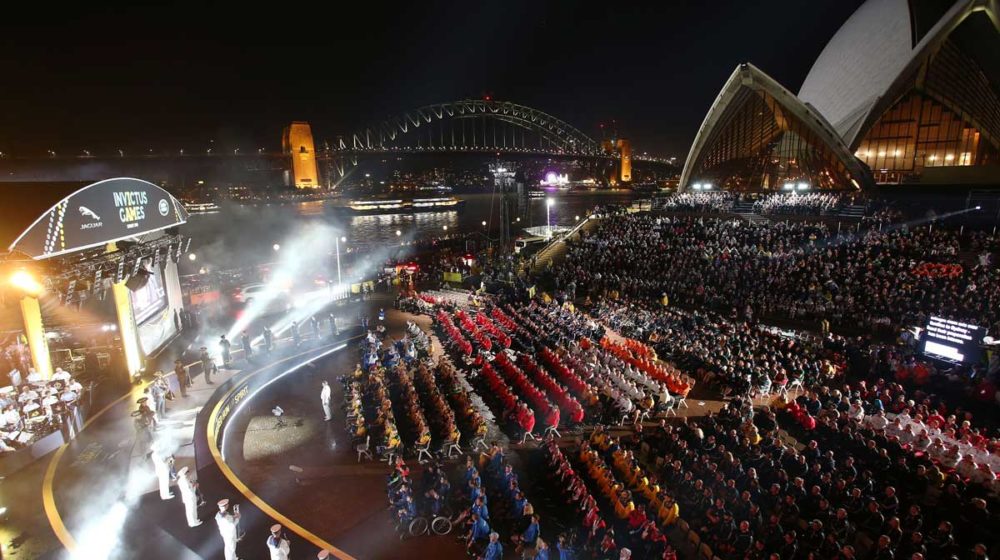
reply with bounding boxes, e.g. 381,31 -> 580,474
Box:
2,178 -> 188,260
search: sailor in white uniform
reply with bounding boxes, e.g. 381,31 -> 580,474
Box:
216,499 -> 241,560
266,523 -> 291,560
151,449 -> 174,500
320,381 -> 332,421
177,466 -> 201,527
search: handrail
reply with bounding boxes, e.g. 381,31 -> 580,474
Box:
532,214 -> 596,270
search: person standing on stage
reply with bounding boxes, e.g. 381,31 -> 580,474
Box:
150,374 -> 168,417
267,524 -> 291,560
321,380 -> 332,421
216,499 -> 241,560
174,359 -> 189,397
200,347 -> 215,384
329,313 -> 339,338
310,315 -> 319,341
177,466 -> 201,527
291,321 -> 301,347
263,327 -> 274,354
220,335 -> 232,368
151,448 -> 175,500
241,331 -> 252,361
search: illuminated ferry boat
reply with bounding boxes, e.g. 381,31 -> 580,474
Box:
182,201 -> 221,214
341,196 -> 465,215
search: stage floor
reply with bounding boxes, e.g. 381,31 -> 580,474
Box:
223,293 -> 472,559
223,293 -> 730,560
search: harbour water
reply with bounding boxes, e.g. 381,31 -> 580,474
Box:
178,191 -> 637,273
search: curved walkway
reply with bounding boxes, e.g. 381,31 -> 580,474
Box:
219,301 -> 473,560
41,340 -> 348,559
4,297 -> 376,560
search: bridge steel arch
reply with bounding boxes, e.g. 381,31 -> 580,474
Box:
335,99 -> 605,157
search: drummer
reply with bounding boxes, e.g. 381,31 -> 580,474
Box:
0,386 -> 15,410
0,406 -> 21,431
18,385 -> 39,403
41,394 -> 59,416
60,387 -> 80,404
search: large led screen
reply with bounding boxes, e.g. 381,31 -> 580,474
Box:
130,265 -> 176,354
921,316 -> 985,364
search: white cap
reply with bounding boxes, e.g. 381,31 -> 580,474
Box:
177,466 -> 189,477
217,499 -> 229,508
271,524 -> 282,533
317,551 -> 330,559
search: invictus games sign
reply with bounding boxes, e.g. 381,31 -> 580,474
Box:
113,190 -> 149,227
9,178 -> 189,259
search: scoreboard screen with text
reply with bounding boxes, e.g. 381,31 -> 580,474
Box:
921,316 -> 985,363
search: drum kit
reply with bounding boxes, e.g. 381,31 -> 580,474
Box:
0,376 -> 85,449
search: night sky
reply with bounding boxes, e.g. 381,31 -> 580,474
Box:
0,1 -> 864,159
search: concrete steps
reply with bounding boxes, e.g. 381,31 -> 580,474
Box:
736,212 -> 769,224
838,204 -> 867,219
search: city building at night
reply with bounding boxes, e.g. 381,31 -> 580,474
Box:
679,63 -> 873,192
800,0 -> 999,184
682,0 -> 999,190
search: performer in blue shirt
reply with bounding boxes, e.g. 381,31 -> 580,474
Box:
512,492 -> 528,517
513,514 -> 540,554
481,532 -> 503,560
467,513 -> 490,548
521,515 -> 540,546
532,538 -> 550,560
557,535 -> 576,560
471,496 -> 489,522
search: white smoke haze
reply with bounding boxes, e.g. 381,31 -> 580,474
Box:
71,501 -> 128,560
214,216 -> 416,352
64,209 -> 415,560
70,419 -> 192,560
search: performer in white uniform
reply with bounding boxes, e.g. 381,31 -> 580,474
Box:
216,499 -> 241,560
266,524 -> 291,560
151,449 -> 174,500
177,466 -> 201,527
320,381 -> 332,421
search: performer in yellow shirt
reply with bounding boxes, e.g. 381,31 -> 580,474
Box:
639,478 -> 657,503
591,430 -> 607,450
614,493 -> 634,519
416,430 -> 432,448
657,493 -> 679,526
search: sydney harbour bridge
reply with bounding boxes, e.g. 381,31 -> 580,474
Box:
0,99 -> 674,185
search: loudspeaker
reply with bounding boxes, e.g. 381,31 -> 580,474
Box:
125,269 -> 150,292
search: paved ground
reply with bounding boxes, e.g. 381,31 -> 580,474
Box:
224,292 -> 732,560
224,292 -> 471,560
0,293 -> 374,560
4,286 -> 736,560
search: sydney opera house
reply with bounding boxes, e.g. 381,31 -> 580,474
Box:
680,0 -> 1000,191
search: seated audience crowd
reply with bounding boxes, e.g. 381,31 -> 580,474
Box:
375,195 -> 1000,559
555,214 -> 1000,333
